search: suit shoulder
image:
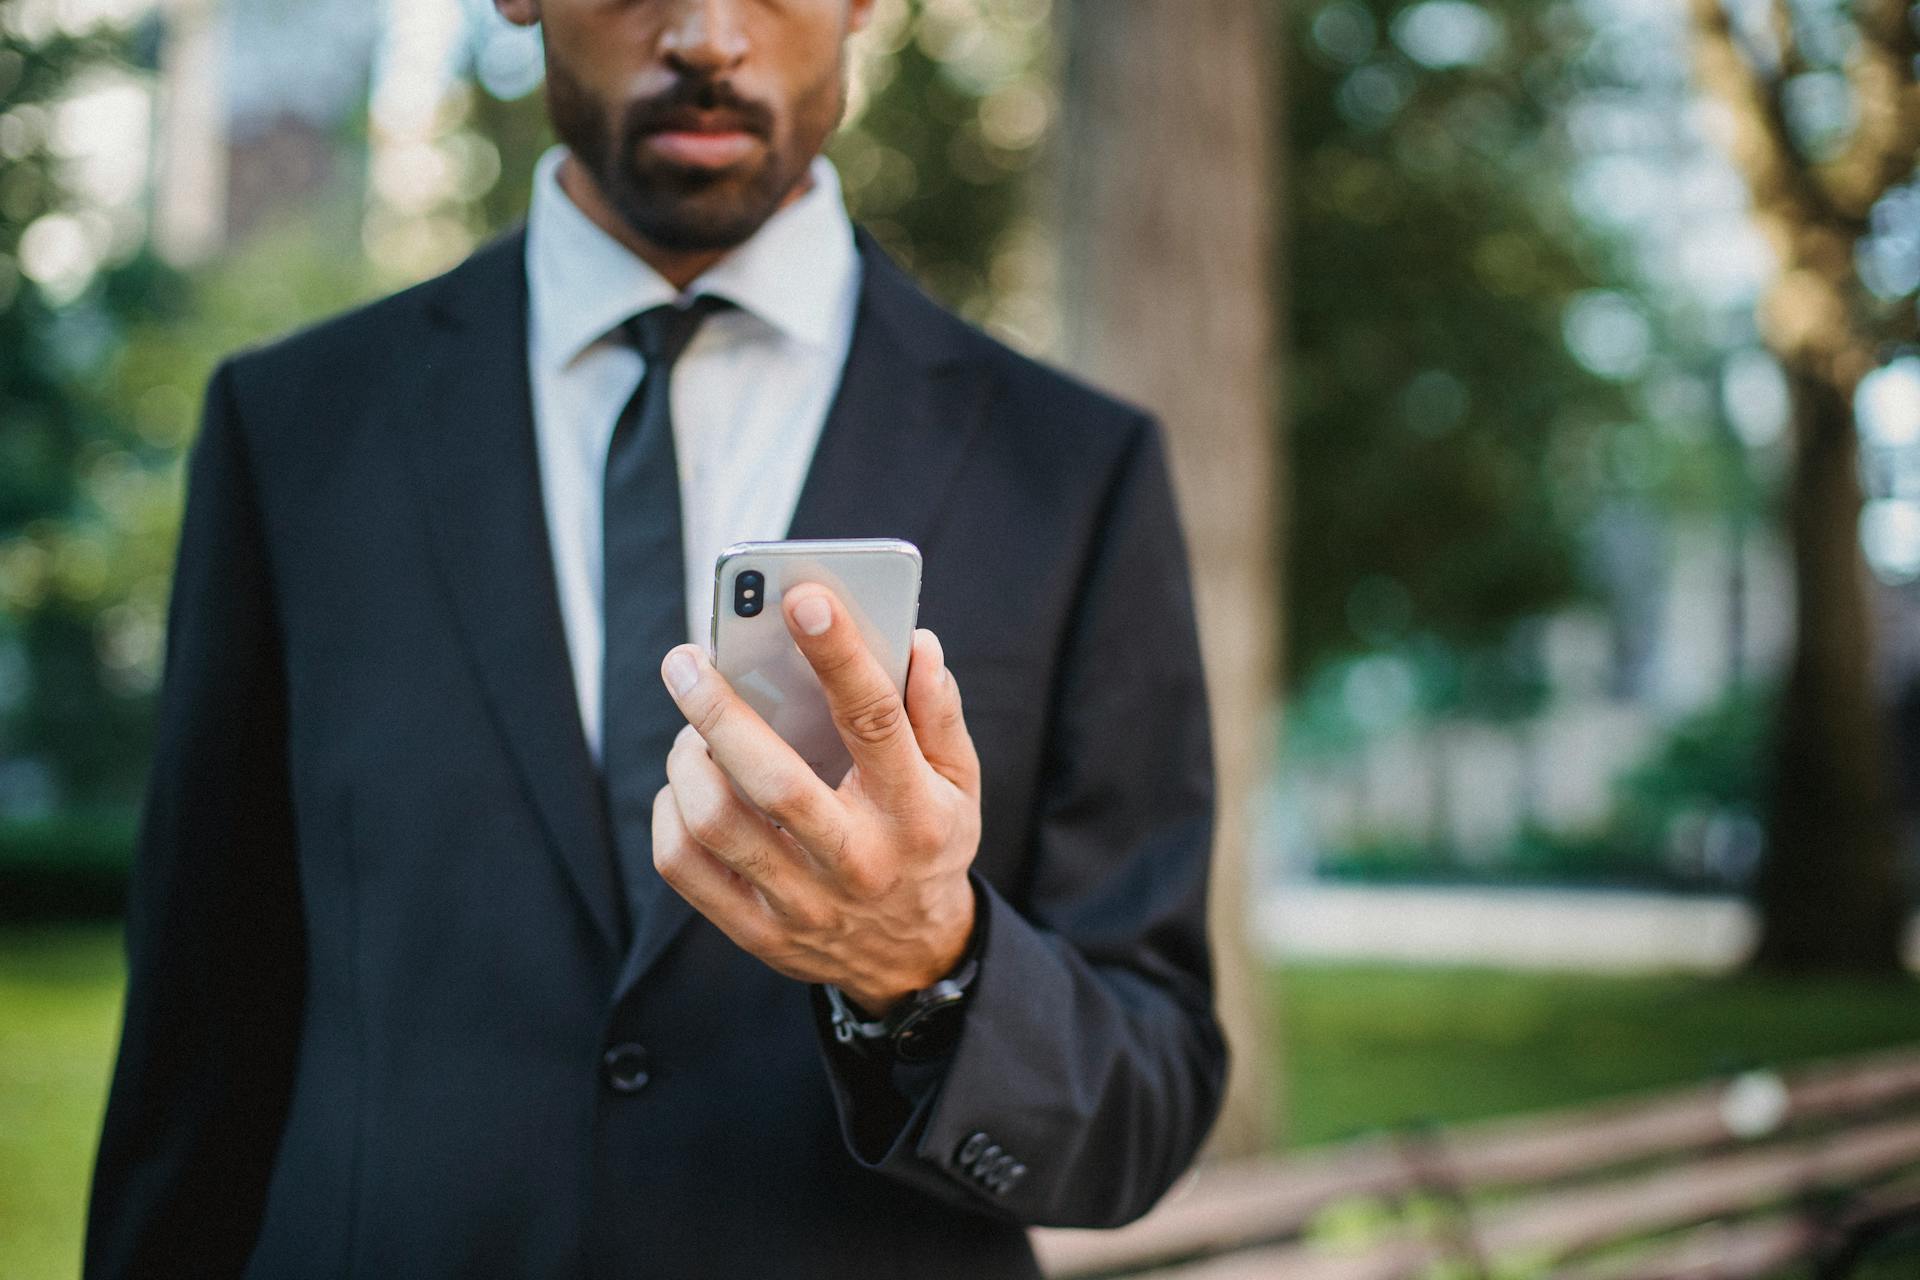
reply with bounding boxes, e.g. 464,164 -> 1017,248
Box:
219,271 -> 441,399
912,303 -> 1155,470
219,228 -> 521,403
975,329 -> 1149,433
861,236 -> 1153,457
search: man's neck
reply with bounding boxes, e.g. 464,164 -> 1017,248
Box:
557,153 -> 816,293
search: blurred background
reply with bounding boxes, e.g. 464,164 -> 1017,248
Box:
4,0 -> 1920,1275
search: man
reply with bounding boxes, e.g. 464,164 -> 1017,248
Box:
86,1 -> 1226,1276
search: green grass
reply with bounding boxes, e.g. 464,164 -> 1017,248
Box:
0,925 -> 124,1280
7,928 -> 1920,1278
1279,963 -> 1920,1148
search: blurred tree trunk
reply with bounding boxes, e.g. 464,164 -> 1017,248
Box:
1687,0 -> 1920,972
1760,369 -> 1909,968
1055,0 -> 1283,1154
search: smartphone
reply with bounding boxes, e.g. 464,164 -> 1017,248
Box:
710,538 -> 922,785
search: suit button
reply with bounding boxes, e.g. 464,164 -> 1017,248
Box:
601,1043 -> 650,1093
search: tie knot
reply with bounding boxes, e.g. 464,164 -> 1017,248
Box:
623,295 -> 732,368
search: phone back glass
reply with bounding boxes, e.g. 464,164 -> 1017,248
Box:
710,539 -> 922,785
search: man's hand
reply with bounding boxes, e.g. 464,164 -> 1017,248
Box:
655,584 -> 982,1016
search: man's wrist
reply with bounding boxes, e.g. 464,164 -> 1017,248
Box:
825,949 -> 980,1063
840,879 -> 979,1017
825,882 -> 983,1028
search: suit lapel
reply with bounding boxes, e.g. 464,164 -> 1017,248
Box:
609,231 -> 998,1003
786,232 -> 996,544
399,229 -> 627,959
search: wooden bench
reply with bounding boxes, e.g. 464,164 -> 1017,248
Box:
1030,1047 -> 1920,1279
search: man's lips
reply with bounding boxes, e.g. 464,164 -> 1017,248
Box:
643,128 -> 762,169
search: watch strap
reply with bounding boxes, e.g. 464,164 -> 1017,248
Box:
825,983 -> 892,1046
825,952 -> 980,1053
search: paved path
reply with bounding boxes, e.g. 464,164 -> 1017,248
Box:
1255,881 -> 1920,973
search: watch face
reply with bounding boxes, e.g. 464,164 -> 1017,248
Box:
890,990 -> 969,1063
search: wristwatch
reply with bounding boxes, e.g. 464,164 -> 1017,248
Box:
824,951 -> 980,1064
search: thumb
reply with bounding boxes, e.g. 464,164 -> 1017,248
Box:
904,628 -> 980,796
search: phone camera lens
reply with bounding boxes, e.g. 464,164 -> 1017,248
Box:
734,570 -> 765,618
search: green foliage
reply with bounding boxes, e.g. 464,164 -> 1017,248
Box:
4,197 -> 384,839
0,24 -> 181,815
0,867 -> 124,921
1284,0 -> 1637,688
1608,682 -> 1772,865
0,12 -> 386,849
1500,824 -> 1670,887
1286,627 -> 1555,765
829,0 -> 1048,326
1310,686 -> 1775,891
1303,1192 -> 1402,1250
469,88 -> 556,234
0,808 -> 138,878
0,28 -> 122,526
1314,827 -> 1680,891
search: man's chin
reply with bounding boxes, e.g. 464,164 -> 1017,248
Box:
612,197 -> 775,254
609,171 -> 788,254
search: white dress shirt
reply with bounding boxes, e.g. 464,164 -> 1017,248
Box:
523,144 -> 863,766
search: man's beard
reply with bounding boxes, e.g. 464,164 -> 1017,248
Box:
545,54 -> 836,254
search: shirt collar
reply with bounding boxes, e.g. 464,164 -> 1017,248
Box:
525,143 -> 858,371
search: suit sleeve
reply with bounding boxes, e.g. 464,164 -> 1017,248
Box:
86,360 -> 307,1279
815,413 -> 1229,1228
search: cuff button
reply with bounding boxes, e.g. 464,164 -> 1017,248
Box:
956,1132 -> 991,1167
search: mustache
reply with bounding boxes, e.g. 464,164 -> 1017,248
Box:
622,76 -> 775,141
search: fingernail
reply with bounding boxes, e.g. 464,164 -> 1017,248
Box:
663,648 -> 700,697
794,593 -> 832,637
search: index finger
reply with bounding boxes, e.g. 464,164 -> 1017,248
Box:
782,583 -> 928,809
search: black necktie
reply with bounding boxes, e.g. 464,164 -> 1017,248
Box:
602,296 -> 730,947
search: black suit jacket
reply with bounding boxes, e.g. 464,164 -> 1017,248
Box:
86,227 -> 1227,1279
